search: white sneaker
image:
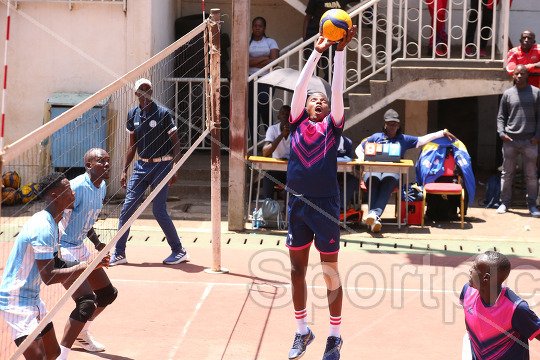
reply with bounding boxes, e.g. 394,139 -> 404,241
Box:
75,331 -> 105,352
496,204 -> 507,214
371,219 -> 382,233
363,211 -> 377,227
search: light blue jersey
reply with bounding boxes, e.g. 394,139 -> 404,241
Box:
0,211 -> 57,309
60,173 -> 105,248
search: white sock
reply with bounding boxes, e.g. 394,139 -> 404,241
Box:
329,315 -> 341,337
81,320 -> 92,334
57,345 -> 71,360
295,308 -> 308,335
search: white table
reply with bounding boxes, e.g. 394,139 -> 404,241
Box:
248,156 -> 360,226
358,159 -> 414,229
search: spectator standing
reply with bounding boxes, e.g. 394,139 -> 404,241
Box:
506,30 -> 540,88
496,64 -> 540,217
249,16 -> 280,139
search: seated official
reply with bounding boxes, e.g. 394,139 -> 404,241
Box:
356,109 -> 456,233
262,105 -> 291,199
337,135 -> 360,210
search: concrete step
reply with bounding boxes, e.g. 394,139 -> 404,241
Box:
169,179 -> 229,200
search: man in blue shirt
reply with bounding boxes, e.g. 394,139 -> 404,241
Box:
59,148 -> 118,352
110,78 -> 189,266
0,172 -> 108,359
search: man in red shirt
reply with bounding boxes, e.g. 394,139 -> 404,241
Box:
506,30 -> 540,87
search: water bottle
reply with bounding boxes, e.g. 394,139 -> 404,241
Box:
252,209 -> 259,229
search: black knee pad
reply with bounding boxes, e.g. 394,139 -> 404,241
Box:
70,294 -> 96,323
94,284 -> 118,307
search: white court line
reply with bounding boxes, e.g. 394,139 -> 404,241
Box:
167,283 -> 214,360
112,278 -> 540,297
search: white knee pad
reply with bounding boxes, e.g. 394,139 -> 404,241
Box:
321,262 -> 341,291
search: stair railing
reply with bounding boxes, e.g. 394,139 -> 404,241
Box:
247,0 -> 510,154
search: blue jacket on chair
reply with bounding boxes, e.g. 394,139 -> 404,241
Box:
415,137 -> 476,206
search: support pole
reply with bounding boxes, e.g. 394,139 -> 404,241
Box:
228,0 -> 249,230
206,8 -> 227,274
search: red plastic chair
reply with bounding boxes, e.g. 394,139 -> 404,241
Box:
421,152 -> 465,228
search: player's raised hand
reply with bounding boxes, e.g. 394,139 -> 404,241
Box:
315,34 -> 334,53
337,25 -> 357,51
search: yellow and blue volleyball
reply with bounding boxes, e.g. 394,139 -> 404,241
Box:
19,184 -> 37,204
26,182 -> 39,196
319,9 -> 352,42
2,171 -> 21,189
2,187 -> 18,206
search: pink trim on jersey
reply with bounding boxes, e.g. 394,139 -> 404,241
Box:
529,328 -> 540,341
291,120 -> 336,169
290,112 -> 303,124
463,286 -> 520,359
286,240 -> 313,251
330,113 -> 344,128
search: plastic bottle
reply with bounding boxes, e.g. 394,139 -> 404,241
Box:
253,209 -> 259,229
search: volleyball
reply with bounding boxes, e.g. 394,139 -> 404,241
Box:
319,9 -> 352,42
26,182 -> 39,196
2,171 -> 21,189
19,184 -> 37,204
2,187 -> 18,206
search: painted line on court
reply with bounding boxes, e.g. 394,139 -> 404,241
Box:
168,283 -> 214,360
112,278 -> 540,297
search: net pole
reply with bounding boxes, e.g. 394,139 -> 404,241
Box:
207,8 -> 226,273
0,0 -> 11,151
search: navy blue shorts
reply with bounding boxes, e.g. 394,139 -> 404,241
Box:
286,195 -> 340,254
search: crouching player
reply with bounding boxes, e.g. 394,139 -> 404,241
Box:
58,148 -> 118,353
286,25 -> 356,360
0,172 -> 109,359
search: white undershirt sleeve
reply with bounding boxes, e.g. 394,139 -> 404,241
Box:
331,51 -> 345,127
290,50 -> 322,121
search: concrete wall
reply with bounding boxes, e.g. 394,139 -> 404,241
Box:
0,0 -> 175,186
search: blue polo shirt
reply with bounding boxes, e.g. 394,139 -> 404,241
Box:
127,102 -> 177,159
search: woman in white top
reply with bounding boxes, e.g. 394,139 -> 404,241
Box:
248,17 -> 280,143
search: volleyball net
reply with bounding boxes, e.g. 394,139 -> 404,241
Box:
0,10 -> 223,359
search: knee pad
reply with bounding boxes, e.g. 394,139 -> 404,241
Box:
94,284 -> 118,307
321,262 -> 341,291
70,294 -> 96,323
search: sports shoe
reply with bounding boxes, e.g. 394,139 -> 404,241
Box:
496,204 -> 507,214
465,45 -> 475,57
288,328 -> 315,359
363,211 -> 377,227
480,49 -> 487,57
371,218 -> 382,233
163,247 -> 190,265
75,331 -> 105,352
322,336 -> 343,360
109,252 -> 127,266
529,206 -> 540,218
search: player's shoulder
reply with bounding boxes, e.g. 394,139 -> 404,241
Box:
502,287 -> 525,305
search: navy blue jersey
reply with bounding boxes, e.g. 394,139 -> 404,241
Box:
286,109 -> 343,197
126,102 -> 177,159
